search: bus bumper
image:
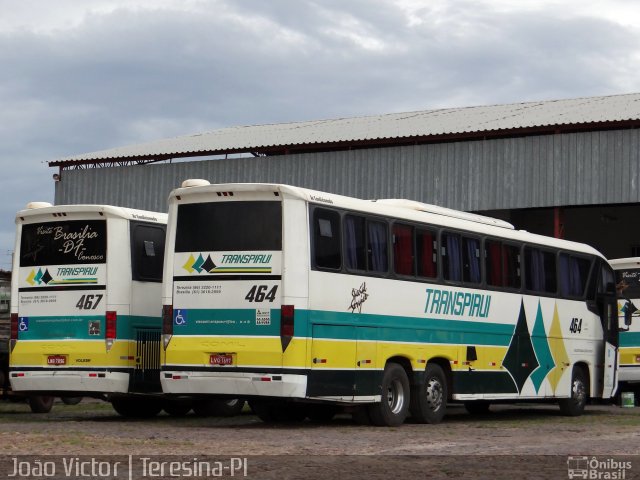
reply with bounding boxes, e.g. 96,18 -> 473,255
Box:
618,365 -> 640,383
161,371 -> 307,398
9,370 -> 130,394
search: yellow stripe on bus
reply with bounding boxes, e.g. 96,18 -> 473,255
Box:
619,347 -> 640,366
9,340 -> 136,368
165,336 -> 509,371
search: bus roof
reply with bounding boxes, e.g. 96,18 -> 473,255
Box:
170,181 -> 604,259
609,257 -> 640,269
16,204 -> 167,224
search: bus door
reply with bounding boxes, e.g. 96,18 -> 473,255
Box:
596,263 -> 619,398
128,221 -> 166,393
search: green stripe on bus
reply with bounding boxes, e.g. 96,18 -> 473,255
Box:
620,331 -> 640,347
308,311 -> 514,346
172,308 -> 282,336
173,308 -> 515,346
17,315 -> 161,341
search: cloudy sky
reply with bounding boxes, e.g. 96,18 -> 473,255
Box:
1,0 -> 640,269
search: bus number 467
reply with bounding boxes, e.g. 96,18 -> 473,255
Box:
76,294 -> 104,310
569,317 -> 582,334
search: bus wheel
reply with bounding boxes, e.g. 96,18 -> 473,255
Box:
409,363 -> 447,424
368,363 -> 410,427
559,368 -> 588,416
352,406 -> 372,425
163,399 -> 192,416
249,400 -> 306,423
306,404 -> 338,423
61,396 -> 83,406
214,399 -> 246,417
111,397 -> 162,418
464,400 -> 491,415
28,396 -> 54,413
193,399 -> 219,417
193,399 -> 244,417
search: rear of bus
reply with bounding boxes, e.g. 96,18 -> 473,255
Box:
610,258 -> 640,393
161,181 -> 309,399
10,204 -> 149,395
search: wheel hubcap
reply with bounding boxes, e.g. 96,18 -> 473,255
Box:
426,377 -> 443,411
386,379 -> 405,414
573,379 -> 586,404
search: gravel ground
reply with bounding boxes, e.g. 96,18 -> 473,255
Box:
0,400 -> 638,479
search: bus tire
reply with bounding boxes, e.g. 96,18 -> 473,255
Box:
163,399 -> 192,416
249,400 -> 306,423
409,363 -> 447,424
559,367 -> 588,416
215,399 -> 245,416
352,406 -> 372,425
61,396 -> 82,406
28,396 -> 54,413
306,404 -> 338,423
111,397 -> 162,418
464,400 -> 491,415
193,399 -> 244,417
368,363 -> 410,427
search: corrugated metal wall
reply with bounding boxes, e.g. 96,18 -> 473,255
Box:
55,128 -> 640,213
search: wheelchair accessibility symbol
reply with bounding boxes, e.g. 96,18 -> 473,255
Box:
18,317 -> 29,332
174,309 -> 187,326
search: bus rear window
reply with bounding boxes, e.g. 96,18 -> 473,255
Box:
20,220 -> 106,267
614,268 -> 640,299
175,201 -> 282,252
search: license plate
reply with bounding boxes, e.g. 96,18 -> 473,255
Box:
210,354 -> 233,366
47,355 -> 67,366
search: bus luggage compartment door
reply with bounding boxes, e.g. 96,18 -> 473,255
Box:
130,328 -> 161,393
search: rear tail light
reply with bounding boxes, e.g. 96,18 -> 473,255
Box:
105,311 -> 117,351
162,305 -> 173,349
10,313 -> 18,352
280,305 -> 294,352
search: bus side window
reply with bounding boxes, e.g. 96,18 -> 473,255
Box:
393,223 -> 414,276
504,244 -> 522,289
486,241 -> 521,289
416,229 -> 437,279
313,209 -> 341,270
524,247 -> 556,294
344,215 -> 366,271
442,232 -> 462,282
485,240 -> 504,287
367,220 -> 388,273
462,236 -> 481,284
559,254 -> 591,297
131,223 -> 166,282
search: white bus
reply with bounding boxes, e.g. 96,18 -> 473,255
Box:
10,202 -> 170,416
161,181 -> 623,426
609,257 -> 640,401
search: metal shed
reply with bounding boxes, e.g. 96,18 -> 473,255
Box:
50,93 -> 640,258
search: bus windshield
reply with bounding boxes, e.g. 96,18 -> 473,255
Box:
19,220 -> 107,267
615,267 -> 640,299
175,201 -> 282,252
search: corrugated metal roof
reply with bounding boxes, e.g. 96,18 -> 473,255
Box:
51,92 -> 640,165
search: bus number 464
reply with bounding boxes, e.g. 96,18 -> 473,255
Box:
76,294 -> 104,310
569,317 -> 582,334
245,285 -> 278,303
